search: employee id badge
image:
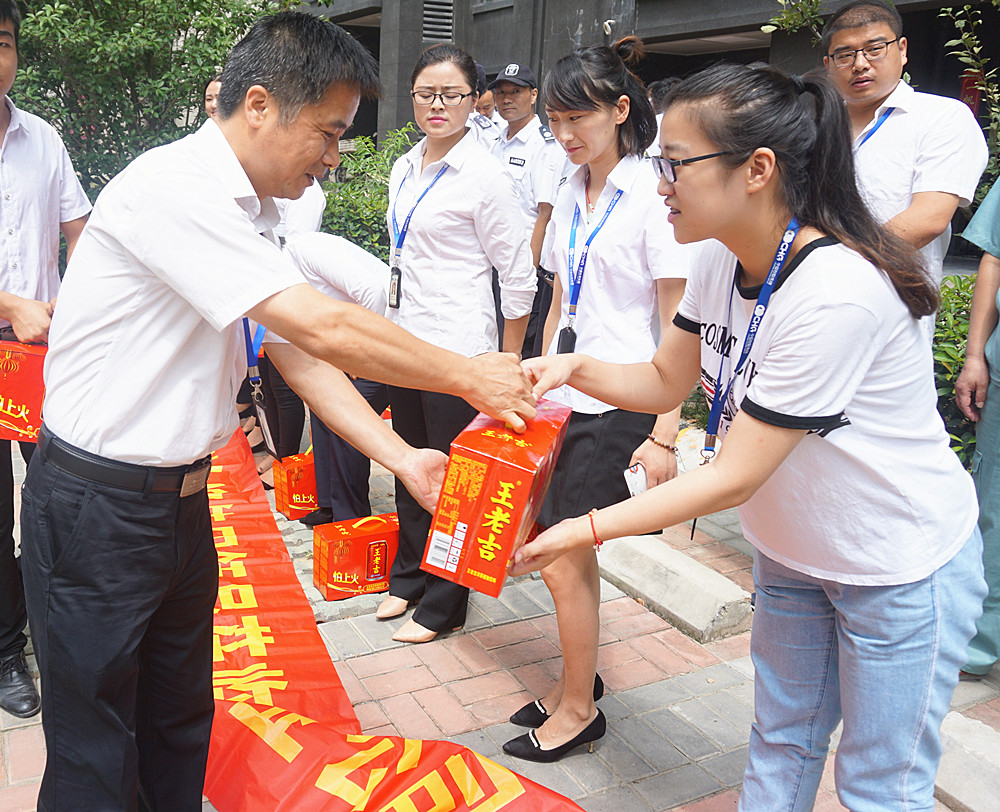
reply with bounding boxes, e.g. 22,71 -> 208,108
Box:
250,383 -> 279,458
388,266 -> 402,309
556,325 -> 576,354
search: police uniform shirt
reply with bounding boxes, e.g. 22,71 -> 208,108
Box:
467,111 -> 501,144
491,114 -> 562,234
0,96 -> 92,329
42,119 -> 306,465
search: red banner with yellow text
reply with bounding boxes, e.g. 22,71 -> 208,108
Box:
204,431 -> 580,812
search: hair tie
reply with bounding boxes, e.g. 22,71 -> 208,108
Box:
790,74 -> 807,95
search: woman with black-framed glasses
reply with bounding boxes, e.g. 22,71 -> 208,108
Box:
375,44 -> 537,644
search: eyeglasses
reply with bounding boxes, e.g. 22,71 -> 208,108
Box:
827,39 -> 900,69
650,151 -> 733,183
411,90 -> 474,106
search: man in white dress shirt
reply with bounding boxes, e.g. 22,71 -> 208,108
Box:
20,12 -> 534,812
823,0 -> 987,338
0,0 -> 90,721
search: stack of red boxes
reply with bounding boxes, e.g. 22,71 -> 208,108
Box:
313,513 -> 399,600
0,341 -> 46,443
272,452 -> 318,520
420,399 -> 572,598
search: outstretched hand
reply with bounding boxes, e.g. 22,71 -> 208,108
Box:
396,447 -> 448,514
508,516 -> 589,576
520,354 -> 579,402
463,352 -> 536,432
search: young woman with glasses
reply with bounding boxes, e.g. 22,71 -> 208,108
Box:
515,63 -> 986,809
375,44 -> 537,644
499,37 -> 691,762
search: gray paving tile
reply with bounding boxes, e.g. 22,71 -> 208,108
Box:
504,756 -> 587,800
634,763 -> 724,811
699,745 -> 749,786
317,619 -> 372,659
484,721 -> 520,751
616,679 -> 691,714
612,715 -> 688,772
517,579 -> 557,614
729,655 -> 755,680
599,580 -> 625,602
350,613 -> 406,652
577,785 -> 655,812
596,693 -> 633,724
692,516 -> 740,542
722,536 -> 755,557
471,595 -> 519,626
462,602 -> 494,631
728,680 -> 755,708
673,664 -> 746,696
448,728 -> 501,758
702,690 -> 756,731
643,707 -> 719,760
497,582 -> 550,619
595,729 -> 658,782
669,698 -> 748,750
561,746 -> 618,792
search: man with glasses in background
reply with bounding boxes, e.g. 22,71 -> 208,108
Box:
823,0 -> 986,339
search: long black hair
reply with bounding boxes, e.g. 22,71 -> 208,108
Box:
542,36 -> 656,158
667,63 -> 935,318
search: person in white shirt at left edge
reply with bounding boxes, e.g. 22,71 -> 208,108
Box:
0,0 -> 90,722
822,0 -> 987,339
20,14 -> 535,812
376,43 -> 536,644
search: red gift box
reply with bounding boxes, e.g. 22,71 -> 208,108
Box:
420,399 -> 572,598
313,513 -> 399,600
272,452 -> 318,520
0,341 -> 46,443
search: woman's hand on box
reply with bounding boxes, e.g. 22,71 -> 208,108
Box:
520,354 -> 580,402
507,515 -> 590,576
398,447 -> 448,514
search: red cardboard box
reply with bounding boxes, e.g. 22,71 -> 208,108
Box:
313,513 -> 399,600
420,399 -> 572,598
0,341 -> 46,443
273,452 -> 318,520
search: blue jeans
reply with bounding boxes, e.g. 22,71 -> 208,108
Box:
739,530 -> 985,812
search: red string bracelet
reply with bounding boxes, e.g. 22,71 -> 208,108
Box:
588,508 -> 602,551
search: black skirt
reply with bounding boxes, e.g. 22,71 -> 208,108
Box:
537,408 -> 656,529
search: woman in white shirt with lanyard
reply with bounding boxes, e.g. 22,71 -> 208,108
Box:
376,44 -> 536,644
501,38 -> 689,762
514,63 -> 986,810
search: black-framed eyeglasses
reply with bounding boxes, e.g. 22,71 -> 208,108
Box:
411,90 -> 474,106
650,151 -> 733,183
827,39 -> 900,68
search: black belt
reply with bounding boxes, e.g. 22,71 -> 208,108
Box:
38,427 -> 212,497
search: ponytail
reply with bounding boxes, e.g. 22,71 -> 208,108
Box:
667,64 -> 936,318
542,36 -> 656,158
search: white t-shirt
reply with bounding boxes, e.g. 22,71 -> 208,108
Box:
0,97 -> 92,328
274,179 -> 325,241
491,114 -> 563,236
544,155 -> 691,413
386,130 -> 535,357
854,80 -> 987,293
675,238 -> 977,585
43,120 -> 305,465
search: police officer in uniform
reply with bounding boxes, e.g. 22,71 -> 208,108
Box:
468,61 -> 500,143
489,63 -> 564,357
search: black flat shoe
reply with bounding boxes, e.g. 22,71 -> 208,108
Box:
503,710 -> 606,763
0,653 -> 40,718
509,673 -> 605,728
300,507 -> 334,527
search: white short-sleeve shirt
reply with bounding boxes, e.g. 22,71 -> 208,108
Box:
274,179 -> 326,241
0,97 -> 92,327
385,129 -> 535,357
284,232 -> 388,314
491,114 -> 564,236
675,238 -> 977,585
42,120 -> 305,465
544,154 -> 691,413
853,81 -> 988,290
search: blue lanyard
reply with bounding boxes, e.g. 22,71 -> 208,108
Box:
390,165 -> 449,267
858,107 -> 895,148
242,318 -> 267,383
701,217 -> 801,462
566,188 -> 624,325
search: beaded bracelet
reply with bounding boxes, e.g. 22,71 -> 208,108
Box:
647,433 -> 678,452
588,508 -> 602,551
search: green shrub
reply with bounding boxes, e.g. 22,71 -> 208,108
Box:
321,125 -> 418,262
934,275 -> 977,467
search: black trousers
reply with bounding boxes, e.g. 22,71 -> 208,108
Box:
521,271 -> 554,359
21,433 -> 217,812
0,440 -> 34,660
386,386 -> 475,631
260,356 -> 305,459
311,377 -> 389,520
